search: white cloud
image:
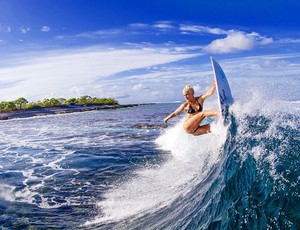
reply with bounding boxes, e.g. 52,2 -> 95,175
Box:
129,23 -> 150,29
179,25 -> 227,35
177,24 -> 274,54
2,50 -> 298,104
85,29 -> 122,38
204,31 -> 273,54
260,37 -> 273,45
0,46 -> 196,103
277,38 -> 300,44
0,25 -> 10,32
132,84 -> 146,91
19,26 -> 30,34
153,21 -> 174,30
57,29 -> 122,39
41,26 -> 51,32
129,21 -> 175,34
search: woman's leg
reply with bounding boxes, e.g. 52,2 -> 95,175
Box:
184,110 -> 218,135
192,124 -> 211,135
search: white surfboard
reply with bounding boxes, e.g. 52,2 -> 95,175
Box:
210,57 -> 234,119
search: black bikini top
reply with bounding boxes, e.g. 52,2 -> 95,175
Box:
187,99 -> 203,114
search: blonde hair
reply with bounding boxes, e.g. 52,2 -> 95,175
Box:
183,85 -> 194,94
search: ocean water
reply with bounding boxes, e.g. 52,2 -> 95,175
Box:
0,89 -> 299,229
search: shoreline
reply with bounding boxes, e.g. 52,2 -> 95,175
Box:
0,104 -> 140,120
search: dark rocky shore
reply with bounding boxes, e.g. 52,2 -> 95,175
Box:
0,104 -> 139,120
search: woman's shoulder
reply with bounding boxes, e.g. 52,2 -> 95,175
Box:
180,101 -> 188,109
196,95 -> 203,100
181,101 -> 188,107
197,95 -> 204,103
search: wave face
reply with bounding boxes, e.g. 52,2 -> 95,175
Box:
86,99 -> 300,229
0,100 -> 299,229
87,119 -> 228,229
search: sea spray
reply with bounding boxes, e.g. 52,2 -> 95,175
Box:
86,118 -> 228,226
215,92 -> 300,229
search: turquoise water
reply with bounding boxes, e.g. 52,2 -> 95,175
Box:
0,99 -> 299,229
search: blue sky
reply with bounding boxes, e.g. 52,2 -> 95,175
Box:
0,0 -> 300,103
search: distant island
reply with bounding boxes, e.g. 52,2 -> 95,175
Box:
0,96 -> 139,120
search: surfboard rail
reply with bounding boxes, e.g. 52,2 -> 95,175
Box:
210,57 -> 234,119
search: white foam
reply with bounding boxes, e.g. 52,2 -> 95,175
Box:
86,118 -> 227,226
230,84 -> 300,185
0,184 -> 16,201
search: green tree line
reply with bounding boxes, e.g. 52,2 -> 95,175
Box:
0,96 -> 118,112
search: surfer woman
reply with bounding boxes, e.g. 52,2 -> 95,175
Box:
163,80 -> 219,136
